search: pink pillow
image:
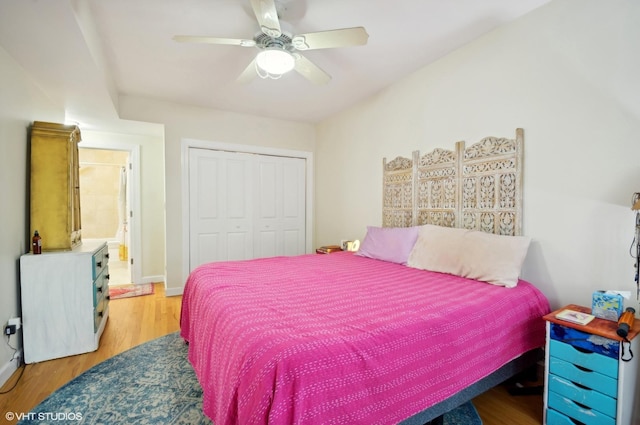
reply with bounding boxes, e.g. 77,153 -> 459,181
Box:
356,226 -> 419,264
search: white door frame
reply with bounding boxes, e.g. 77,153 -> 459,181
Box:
79,141 -> 142,285
181,138 -> 314,286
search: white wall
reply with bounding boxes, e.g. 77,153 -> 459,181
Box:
119,96 -> 316,294
0,46 -> 64,384
316,0 -> 640,311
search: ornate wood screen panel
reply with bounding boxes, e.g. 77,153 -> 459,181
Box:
415,148 -> 458,228
382,155 -> 414,227
460,128 -> 524,236
382,128 -> 523,236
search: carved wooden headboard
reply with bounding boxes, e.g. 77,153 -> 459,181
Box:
383,128 -> 524,236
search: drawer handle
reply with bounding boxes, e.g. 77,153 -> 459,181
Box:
98,312 -> 103,318
572,345 -> 594,354
106,295 -> 111,300
565,416 -> 584,425
572,400 -> 591,410
105,274 -> 110,280
105,253 -> 110,258
96,261 -> 102,268
571,381 -> 591,391
97,287 -> 103,293
575,365 -> 593,373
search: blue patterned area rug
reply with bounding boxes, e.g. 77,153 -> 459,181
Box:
20,332 -> 481,424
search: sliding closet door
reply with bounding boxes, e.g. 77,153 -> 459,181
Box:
254,155 -> 306,258
189,148 -> 253,270
188,148 -> 306,271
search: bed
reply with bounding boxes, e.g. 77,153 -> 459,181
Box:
180,128 -> 551,424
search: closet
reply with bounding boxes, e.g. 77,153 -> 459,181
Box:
188,148 -> 306,271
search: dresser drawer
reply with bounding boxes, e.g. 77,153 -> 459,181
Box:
93,265 -> 109,307
549,356 -> 617,397
549,339 -> 618,379
94,296 -> 107,333
550,323 -> 619,359
92,244 -> 110,280
548,374 -> 617,417
548,391 -> 615,425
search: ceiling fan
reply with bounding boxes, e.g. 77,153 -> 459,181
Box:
173,0 -> 368,85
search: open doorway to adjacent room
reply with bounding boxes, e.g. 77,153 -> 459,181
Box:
78,147 -> 132,285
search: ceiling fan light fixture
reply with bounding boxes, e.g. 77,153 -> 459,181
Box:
256,48 -> 295,76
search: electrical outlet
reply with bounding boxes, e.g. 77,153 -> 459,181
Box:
8,317 -> 21,330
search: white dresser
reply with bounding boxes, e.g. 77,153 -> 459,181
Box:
20,241 -> 110,363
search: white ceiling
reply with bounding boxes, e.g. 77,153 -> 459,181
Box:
0,0 -> 550,132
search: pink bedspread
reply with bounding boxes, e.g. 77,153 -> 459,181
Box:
181,252 -> 549,425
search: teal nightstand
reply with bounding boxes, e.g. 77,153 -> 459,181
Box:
543,305 -> 640,425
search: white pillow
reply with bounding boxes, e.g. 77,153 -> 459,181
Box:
406,225 -> 467,275
407,224 -> 531,288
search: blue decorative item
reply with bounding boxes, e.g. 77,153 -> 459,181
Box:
592,290 -> 624,322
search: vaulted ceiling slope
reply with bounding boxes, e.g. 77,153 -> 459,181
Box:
0,0 -> 550,130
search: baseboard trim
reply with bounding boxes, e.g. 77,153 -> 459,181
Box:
140,277 -> 183,297
165,286 -> 184,297
0,348 -> 22,389
141,275 -> 165,285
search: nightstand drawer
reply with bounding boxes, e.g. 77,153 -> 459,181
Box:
547,408 -> 597,425
549,339 -> 618,379
550,323 -> 619,359
549,356 -> 617,397
548,391 -> 615,425
548,374 -> 617,417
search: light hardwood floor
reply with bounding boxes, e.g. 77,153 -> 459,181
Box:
0,282 -> 543,424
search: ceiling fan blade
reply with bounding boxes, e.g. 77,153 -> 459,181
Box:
173,35 -> 256,47
237,59 -> 258,84
291,27 -> 368,51
294,54 -> 331,85
250,0 -> 282,38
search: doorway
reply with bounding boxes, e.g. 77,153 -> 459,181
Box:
78,147 -> 133,285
